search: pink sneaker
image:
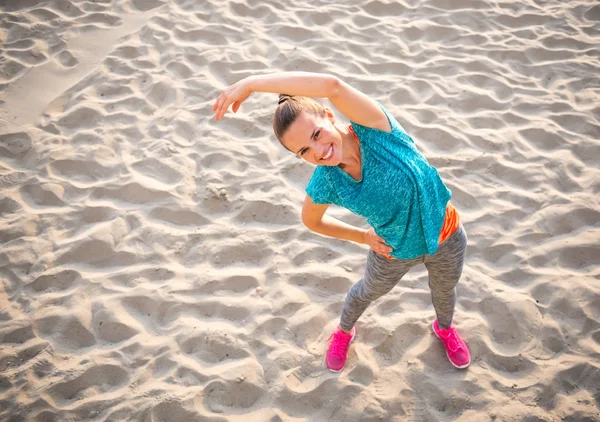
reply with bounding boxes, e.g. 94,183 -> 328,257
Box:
326,326 -> 356,372
432,320 -> 471,369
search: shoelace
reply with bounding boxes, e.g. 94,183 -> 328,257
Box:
442,328 -> 462,352
328,332 -> 352,358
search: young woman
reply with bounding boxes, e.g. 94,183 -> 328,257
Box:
212,72 -> 470,372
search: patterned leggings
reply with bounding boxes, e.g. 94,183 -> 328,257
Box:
340,224 -> 467,331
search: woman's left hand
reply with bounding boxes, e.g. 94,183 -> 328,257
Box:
212,79 -> 252,120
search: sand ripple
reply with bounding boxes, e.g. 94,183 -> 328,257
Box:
1,0 -> 599,421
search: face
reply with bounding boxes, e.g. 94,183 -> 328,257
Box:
281,110 -> 343,166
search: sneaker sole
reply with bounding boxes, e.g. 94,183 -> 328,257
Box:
432,322 -> 471,369
327,328 -> 356,373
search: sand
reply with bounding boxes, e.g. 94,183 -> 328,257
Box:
1,0 -> 599,421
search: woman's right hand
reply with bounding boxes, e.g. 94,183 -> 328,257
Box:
212,78 -> 252,120
362,227 -> 393,256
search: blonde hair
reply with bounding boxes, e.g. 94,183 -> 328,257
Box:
273,95 -> 326,148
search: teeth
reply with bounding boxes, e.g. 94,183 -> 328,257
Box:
322,145 -> 333,160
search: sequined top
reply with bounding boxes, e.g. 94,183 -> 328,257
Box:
305,103 -> 451,259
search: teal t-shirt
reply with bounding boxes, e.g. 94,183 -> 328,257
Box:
305,104 -> 451,259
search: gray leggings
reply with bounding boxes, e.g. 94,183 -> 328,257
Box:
340,224 -> 467,331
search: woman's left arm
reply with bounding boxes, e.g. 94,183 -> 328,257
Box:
213,72 -> 391,132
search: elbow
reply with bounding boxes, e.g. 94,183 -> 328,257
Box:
301,214 -> 314,230
301,213 -> 319,232
327,74 -> 342,98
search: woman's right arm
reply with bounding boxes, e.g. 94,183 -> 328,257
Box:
212,72 -> 391,132
301,195 -> 393,255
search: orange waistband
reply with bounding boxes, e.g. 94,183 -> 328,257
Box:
438,202 -> 460,245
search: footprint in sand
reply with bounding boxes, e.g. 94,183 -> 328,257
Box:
0,324 -> 36,345
148,401 -> 199,422
56,50 -> 78,67
19,183 -> 65,208
373,322 -> 424,365
178,331 -> 249,364
0,132 -> 37,169
131,158 -> 182,185
196,274 -> 260,295
0,341 -> 49,373
27,270 -> 81,293
348,364 -> 375,386
537,362 -> 600,412
290,245 -> 342,266
55,239 -> 138,268
91,182 -> 172,205
191,300 -> 251,323
277,377 -> 362,416
35,315 -> 96,351
121,295 -> 181,327
210,240 -> 274,268
56,106 -> 104,135
148,206 -> 210,227
48,159 -> 120,185
46,364 -> 129,406
96,320 -> 138,344
202,377 -> 266,413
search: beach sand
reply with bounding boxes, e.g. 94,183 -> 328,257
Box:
1,0 -> 599,421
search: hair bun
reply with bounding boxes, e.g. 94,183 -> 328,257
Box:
278,94 -> 293,105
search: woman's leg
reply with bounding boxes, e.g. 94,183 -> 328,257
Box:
424,224 -> 468,329
339,250 -> 421,331
327,250 -> 421,372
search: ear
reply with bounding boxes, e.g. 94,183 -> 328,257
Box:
323,107 -> 335,124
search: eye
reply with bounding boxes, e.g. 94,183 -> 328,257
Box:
314,130 -> 321,140
300,147 -> 309,156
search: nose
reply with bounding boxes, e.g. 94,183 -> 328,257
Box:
314,146 -> 329,160
313,138 -> 329,158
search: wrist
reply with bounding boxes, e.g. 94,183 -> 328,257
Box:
244,75 -> 257,93
359,229 -> 367,245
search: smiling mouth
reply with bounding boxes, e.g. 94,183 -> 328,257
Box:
321,145 -> 333,161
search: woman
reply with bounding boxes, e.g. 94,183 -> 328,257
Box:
212,72 -> 470,372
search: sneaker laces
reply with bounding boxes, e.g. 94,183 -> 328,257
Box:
442,328 -> 462,353
328,331 -> 351,359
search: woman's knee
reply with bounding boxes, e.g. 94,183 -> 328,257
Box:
428,275 -> 460,292
350,280 -> 392,303
365,280 -> 398,302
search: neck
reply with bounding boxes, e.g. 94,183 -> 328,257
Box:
337,124 -> 360,169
